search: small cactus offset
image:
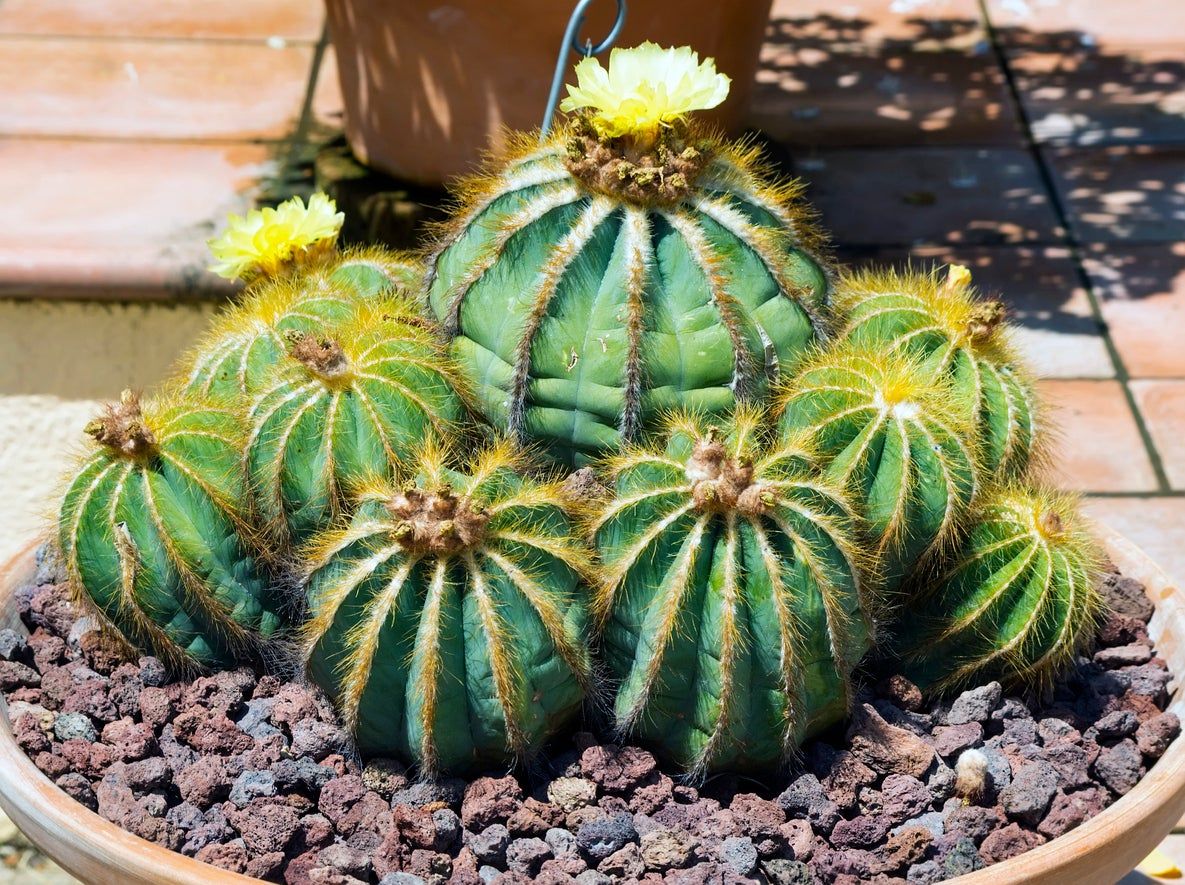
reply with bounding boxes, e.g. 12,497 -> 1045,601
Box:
246,302 -> 465,546
183,247 -> 424,400
57,390 -> 289,670
776,343 -> 979,586
302,442 -> 592,773
427,44 -> 833,466
894,484 -> 1105,693
836,265 -> 1040,478
591,408 -> 873,773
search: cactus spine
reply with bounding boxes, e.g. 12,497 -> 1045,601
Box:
895,485 -> 1104,693
426,125 -> 833,467
837,266 -> 1039,478
777,344 -> 979,586
57,390 -> 288,670
245,303 -> 465,546
591,408 -> 872,773
184,249 -> 424,399
302,442 -> 592,773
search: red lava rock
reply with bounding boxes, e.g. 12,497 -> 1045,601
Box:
33,750 -> 70,779
173,709 -> 252,755
880,774 -> 931,826
137,686 -> 175,730
183,669 -> 253,717
407,847 -> 452,881
230,796 -> 302,854
195,839 -> 249,874
878,675 -> 924,712
58,738 -> 113,778
628,773 -> 673,815
0,660 -> 41,690
933,722 -> 983,758
107,662 -> 145,717
451,847 -> 483,885
729,793 -> 785,842
1137,712 -> 1181,759
101,718 -> 158,761
830,814 -> 892,849
29,632 -> 67,671
1043,740 -> 1095,790
61,675 -> 117,723
979,822 -> 1046,863
283,849 -> 323,885
95,777 -> 182,850
337,791 -> 389,839
393,803 -> 438,849
462,775 -> 524,829
1095,644 -> 1154,668
847,703 -> 936,777
1094,738 -> 1144,795
1100,573 -> 1154,622
1037,787 -> 1108,839
1098,612 -> 1149,647
12,712 -> 50,754
508,796 -> 565,835
945,804 -> 1005,844
581,744 -> 658,793
245,850 -> 286,880
271,683 -> 324,728
817,749 -> 877,810
175,756 -> 230,807
28,585 -> 76,635
874,825 -> 931,874
55,772 -> 97,810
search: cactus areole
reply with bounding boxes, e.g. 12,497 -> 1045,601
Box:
302,445 -> 591,774
592,410 -> 873,773
427,112 -> 833,466
59,391 -> 287,670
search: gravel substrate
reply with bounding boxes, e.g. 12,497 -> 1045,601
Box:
0,547 -> 1179,885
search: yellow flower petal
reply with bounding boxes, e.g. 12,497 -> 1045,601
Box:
560,42 -> 731,141
947,264 -> 973,290
207,193 -> 344,281
1138,848 -> 1182,878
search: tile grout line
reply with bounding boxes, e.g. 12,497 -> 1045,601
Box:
975,0 -> 1174,495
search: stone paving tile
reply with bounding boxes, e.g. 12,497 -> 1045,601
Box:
837,244 -> 1113,378
1082,243 -> 1185,378
1044,146 -> 1185,243
987,0 -> 1185,147
1085,498 -> 1185,588
0,0 -> 324,41
792,147 -> 1063,246
986,0 -> 1185,52
756,0 -> 1021,147
1038,379 -> 1158,492
0,37 -> 314,141
0,138 -> 271,299
1131,381 -> 1185,491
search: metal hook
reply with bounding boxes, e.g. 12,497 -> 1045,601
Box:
540,0 -> 627,139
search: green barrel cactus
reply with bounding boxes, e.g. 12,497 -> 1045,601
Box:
591,408 -> 873,773
836,265 -> 1040,478
246,302 -> 465,547
57,390 -> 288,670
776,344 -> 979,587
183,248 -> 425,399
426,45 -> 833,467
302,442 -> 592,773
894,484 -> 1104,693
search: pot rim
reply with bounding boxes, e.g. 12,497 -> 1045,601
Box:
0,529 -> 1182,885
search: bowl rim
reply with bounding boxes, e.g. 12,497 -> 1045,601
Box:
0,529 -> 1182,885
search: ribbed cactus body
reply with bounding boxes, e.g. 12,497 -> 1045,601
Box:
303,445 -> 591,773
895,486 -> 1104,692
777,346 -> 978,586
184,248 -> 423,399
246,305 -> 464,546
838,269 -> 1038,478
427,130 -> 832,467
57,392 -> 287,670
592,410 -> 872,773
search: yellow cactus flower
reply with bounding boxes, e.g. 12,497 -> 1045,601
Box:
559,42 -> 731,145
208,192 -> 345,281
946,263 -> 973,290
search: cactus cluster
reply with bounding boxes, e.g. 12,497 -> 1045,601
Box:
54,44 -> 1110,778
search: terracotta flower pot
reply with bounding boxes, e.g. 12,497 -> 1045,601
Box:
323,0 -> 775,185
1,529 -> 1184,884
